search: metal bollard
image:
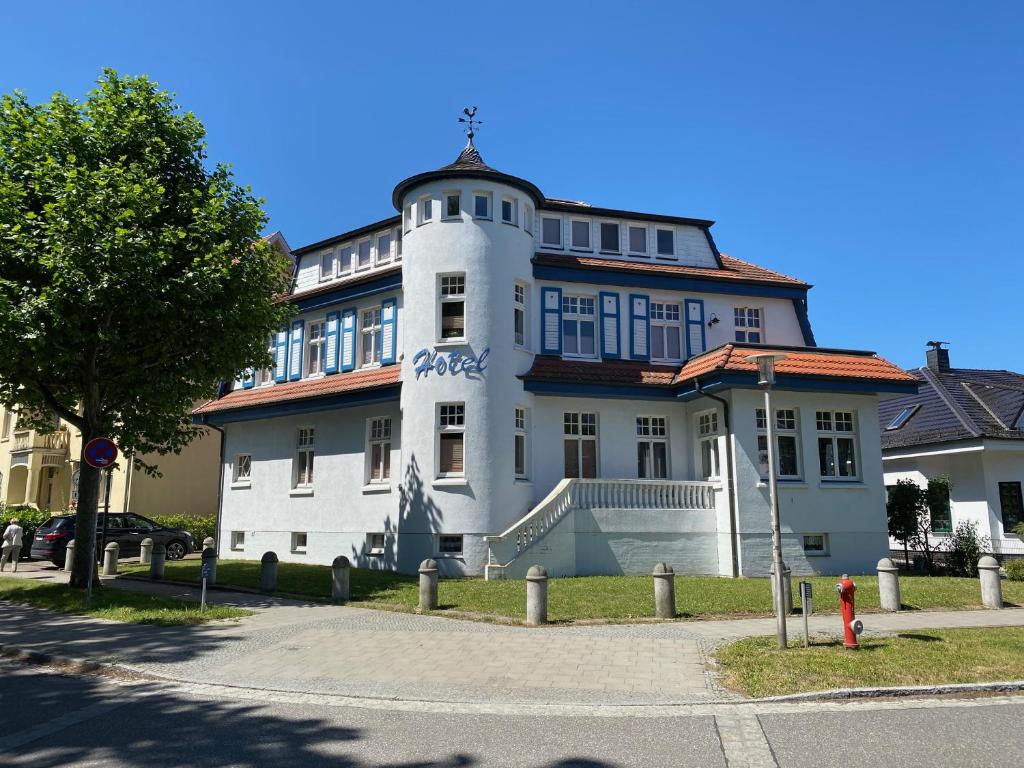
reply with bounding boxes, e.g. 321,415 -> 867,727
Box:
64,539 -> 76,572
150,542 -> 166,580
202,536 -> 216,552
979,556 -> 1003,609
418,559 -> 439,611
877,557 -> 901,612
139,537 -> 153,566
652,562 -> 676,619
770,560 -> 793,615
260,551 -> 278,592
102,542 -> 119,576
331,555 -> 351,602
201,547 -> 218,587
526,565 -> 549,625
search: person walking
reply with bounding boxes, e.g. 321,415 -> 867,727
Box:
1,518 -> 24,572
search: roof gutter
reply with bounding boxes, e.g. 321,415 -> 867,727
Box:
694,378 -> 740,578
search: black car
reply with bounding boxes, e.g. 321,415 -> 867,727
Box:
30,513 -> 195,566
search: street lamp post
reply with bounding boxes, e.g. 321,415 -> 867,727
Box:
747,353 -> 789,649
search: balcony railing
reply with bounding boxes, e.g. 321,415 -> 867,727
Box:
10,430 -> 70,454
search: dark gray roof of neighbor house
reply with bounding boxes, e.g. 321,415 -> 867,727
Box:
879,348 -> 1024,450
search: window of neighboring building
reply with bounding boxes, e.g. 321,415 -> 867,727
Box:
650,302 -> 682,362
734,307 -> 763,343
999,482 -> 1023,532
886,404 -> 920,431
514,407 -> 528,479
571,219 -> 591,250
636,416 -> 668,479
376,232 -> 392,265
438,403 -> 465,478
563,412 -> 598,478
230,531 -> 245,551
306,320 -> 325,377
656,228 -> 675,257
600,222 -> 620,253
367,416 -> 392,484
361,308 -> 382,366
697,411 -> 720,480
757,408 -> 801,479
474,192 -> 491,219
501,197 -> 517,225
437,534 -> 464,555
803,533 -> 829,556
514,283 -> 527,347
816,411 -> 859,480
294,428 -> 315,489
338,244 -> 353,276
524,205 -> 533,235
291,532 -> 308,553
561,295 -> 597,357
445,192 -> 462,219
628,225 -> 648,256
367,532 -> 386,555
418,196 -> 433,225
440,274 -> 466,340
541,216 -> 562,247
357,239 -> 372,270
234,454 -> 252,483
319,249 -> 335,282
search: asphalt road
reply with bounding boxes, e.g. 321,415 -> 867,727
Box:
1,660 -> 1022,768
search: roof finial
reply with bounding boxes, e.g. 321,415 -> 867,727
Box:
458,106 -> 482,145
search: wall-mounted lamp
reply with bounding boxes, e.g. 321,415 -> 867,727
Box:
707,313 -> 720,328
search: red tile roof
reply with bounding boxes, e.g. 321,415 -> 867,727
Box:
522,357 -> 680,387
532,252 -> 809,288
194,366 -> 401,415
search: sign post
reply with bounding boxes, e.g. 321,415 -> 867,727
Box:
800,581 -> 813,649
200,557 -> 214,612
83,438 -> 119,604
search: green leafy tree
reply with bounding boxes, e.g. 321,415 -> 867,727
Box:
0,70 -> 292,588
886,477 -> 948,574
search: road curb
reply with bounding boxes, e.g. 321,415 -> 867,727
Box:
0,643 -> 104,675
757,680 -> 1024,702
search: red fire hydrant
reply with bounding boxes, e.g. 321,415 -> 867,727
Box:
835,574 -> 864,649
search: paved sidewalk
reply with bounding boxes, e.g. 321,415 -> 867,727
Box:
3,561 -> 1024,706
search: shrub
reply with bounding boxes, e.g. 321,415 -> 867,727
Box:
150,514 -> 216,545
0,505 -> 53,548
944,520 -> 990,577
1005,560 -> 1024,582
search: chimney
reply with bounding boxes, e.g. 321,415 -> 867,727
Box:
926,341 -> 950,372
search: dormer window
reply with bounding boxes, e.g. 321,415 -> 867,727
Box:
445,193 -> 462,219
376,233 -> 392,265
319,249 -> 335,282
338,245 -> 353,276
501,198 -> 517,225
600,222 -> 620,254
541,216 -> 562,247
886,405 -> 920,431
571,220 -> 591,250
628,226 -> 648,256
357,239 -> 372,270
656,228 -> 675,257
474,193 -> 491,219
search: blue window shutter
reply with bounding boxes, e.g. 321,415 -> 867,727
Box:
288,319 -> 304,381
599,292 -> 620,359
324,311 -> 341,374
380,298 -> 397,365
685,299 -> 706,359
242,368 -> 255,389
273,329 -> 289,383
541,287 -> 562,355
629,294 -> 650,361
340,308 -> 357,372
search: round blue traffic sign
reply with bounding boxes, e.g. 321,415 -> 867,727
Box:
84,437 -> 118,469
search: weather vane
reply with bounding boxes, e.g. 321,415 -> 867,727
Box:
458,106 -> 482,144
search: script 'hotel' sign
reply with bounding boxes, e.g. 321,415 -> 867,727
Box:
413,347 -> 490,379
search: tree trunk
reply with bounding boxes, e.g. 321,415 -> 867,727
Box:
68,431 -> 101,589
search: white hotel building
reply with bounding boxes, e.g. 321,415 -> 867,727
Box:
195,137 -> 917,578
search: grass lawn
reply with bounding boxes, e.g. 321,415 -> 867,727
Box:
716,627 -> 1024,697
120,560 -> 1024,623
0,577 -> 251,626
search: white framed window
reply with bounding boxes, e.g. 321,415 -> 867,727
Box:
357,239 -> 372,270
418,196 -> 433,225
524,205 -> 533,235
233,454 -> 252,483
445,192 -> 462,220
501,197 -> 517,225
541,216 -> 562,247
514,282 -> 528,347
803,533 -> 829,556
1,409 -> 12,440
366,416 -> 392,484
628,225 -> 648,256
571,219 -> 591,250
650,302 -> 683,362
438,403 -> 465,478
697,410 -> 720,480
563,412 -> 598,478
817,410 -> 859,480
255,335 -> 275,386
294,427 -> 315,489
561,295 -> 597,357
395,228 -> 402,260
230,530 -> 245,551
361,307 -> 382,366
338,244 -> 353,276
656,228 -> 675,258
291,532 -> 308,553
734,307 -> 763,343
473,192 -> 491,220
599,221 -> 620,254
319,249 -> 335,282
367,532 -> 386,555
636,416 -> 668,479
440,274 -> 466,341
514,407 -> 529,479
403,205 -> 413,233
376,232 -> 392,265
756,408 -> 801,479
437,534 -> 464,555
306,320 -> 325,377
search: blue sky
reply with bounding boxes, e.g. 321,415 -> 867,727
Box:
3,2 -> 1021,370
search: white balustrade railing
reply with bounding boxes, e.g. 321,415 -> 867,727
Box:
11,430 -> 70,453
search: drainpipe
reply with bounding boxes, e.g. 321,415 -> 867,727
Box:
694,379 -> 740,578
204,420 -> 227,559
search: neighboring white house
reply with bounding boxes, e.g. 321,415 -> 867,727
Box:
194,134 -> 917,578
880,342 -> 1024,559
